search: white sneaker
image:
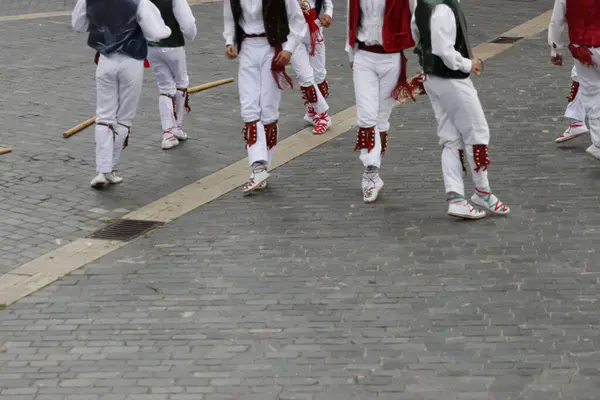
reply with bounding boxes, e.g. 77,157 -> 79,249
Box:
161,132 -> 180,150
586,144 -> 600,161
90,173 -> 107,189
243,165 -> 270,194
470,189 -> 510,215
303,107 -> 317,126
362,169 -> 384,203
556,122 -> 588,143
447,200 -> 486,220
173,127 -> 188,141
105,172 -> 123,184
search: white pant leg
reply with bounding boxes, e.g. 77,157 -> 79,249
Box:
238,40 -> 262,123
239,38 -> 277,166
353,50 -> 382,168
375,53 -> 401,133
425,76 -> 490,190
111,57 -> 143,171
575,51 -> 600,146
291,42 -> 329,113
112,124 -> 129,171
564,64 -> 586,121
258,40 -> 283,167
165,47 -> 190,128
424,79 -> 465,196
310,29 -> 327,84
95,55 -> 120,173
148,47 -> 177,133
565,89 -> 587,122
115,57 -> 144,127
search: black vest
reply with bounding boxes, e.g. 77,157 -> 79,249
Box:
414,0 -> 470,79
148,0 -> 185,47
86,0 -> 147,60
315,0 -> 323,16
229,0 -> 290,52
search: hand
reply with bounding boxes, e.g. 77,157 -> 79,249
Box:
275,50 -> 292,66
320,14 -> 332,27
550,54 -> 563,66
225,45 -> 237,60
471,58 -> 483,77
350,62 -> 353,70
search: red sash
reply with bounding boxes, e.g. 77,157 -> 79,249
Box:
302,8 -> 323,56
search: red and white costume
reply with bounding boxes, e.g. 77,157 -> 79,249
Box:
290,0 -> 333,134
346,0 -> 416,203
549,0 -> 600,158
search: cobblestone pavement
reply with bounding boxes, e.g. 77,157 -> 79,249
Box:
3,0 -> 600,399
0,0 -> 548,273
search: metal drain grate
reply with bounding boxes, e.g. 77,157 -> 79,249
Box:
490,36 -> 523,44
88,219 -> 164,241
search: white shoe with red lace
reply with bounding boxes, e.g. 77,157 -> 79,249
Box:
362,167 -> 383,203
447,199 -> 486,220
556,121 -> 588,143
243,163 -> 270,194
161,131 -> 180,150
312,112 -> 331,135
173,126 -> 188,141
470,188 -> 510,215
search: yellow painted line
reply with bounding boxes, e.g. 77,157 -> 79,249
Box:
0,0 -> 221,22
0,10 -> 552,307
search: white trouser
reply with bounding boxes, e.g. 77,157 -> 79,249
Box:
353,49 -> 400,168
565,64 -> 586,122
424,75 -> 491,197
95,53 -> 144,173
147,46 -> 190,132
290,34 -> 329,114
238,37 -> 282,166
574,49 -> 600,146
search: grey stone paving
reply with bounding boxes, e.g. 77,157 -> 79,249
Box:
0,0 -> 75,17
4,0 -> 600,399
0,0 -> 547,273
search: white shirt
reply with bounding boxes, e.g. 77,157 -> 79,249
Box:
172,0 -> 198,41
301,0 -> 333,18
223,0 -> 307,53
548,0 -> 567,57
345,0 -> 416,62
72,0 -> 172,43
410,3 -> 472,73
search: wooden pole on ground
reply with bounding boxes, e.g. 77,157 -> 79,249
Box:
63,77 -> 235,138
187,77 -> 234,94
0,147 -> 12,155
63,116 -> 96,138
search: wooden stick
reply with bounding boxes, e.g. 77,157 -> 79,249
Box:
0,147 -> 13,155
188,77 -> 234,94
63,116 -> 95,138
63,78 -> 234,138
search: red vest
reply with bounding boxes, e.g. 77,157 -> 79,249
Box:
348,0 -> 414,52
566,0 -> 600,47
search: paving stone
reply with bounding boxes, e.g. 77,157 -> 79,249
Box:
1,0 -> 597,399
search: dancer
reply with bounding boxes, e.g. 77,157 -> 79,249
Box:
289,0 -> 333,134
72,0 -> 171,188
412,0 -> 510,219
148,0 -> 197,150
556,65 -> 588,143
223,0 -> 306,193
549,0 -> 600,160
346,0 -> 416,203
